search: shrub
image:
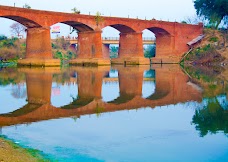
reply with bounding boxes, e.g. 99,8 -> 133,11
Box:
0,35 -> 7,41
209,37 -> 218,42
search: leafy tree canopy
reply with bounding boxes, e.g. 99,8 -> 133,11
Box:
194,0 -> 228,28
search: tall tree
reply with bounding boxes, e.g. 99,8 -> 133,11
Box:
10,23 -> 26,38
194,0 -> 228,28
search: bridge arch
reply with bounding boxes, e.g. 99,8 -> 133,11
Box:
102,23 -> 136,33
101,26 -> 120,58
57,21 -> 94,32
146,27 -> 172,38
0,15 -> 42,28
101,23 -> 143,61
142,26 -> 174,61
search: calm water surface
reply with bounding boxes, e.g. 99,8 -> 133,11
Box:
0,65 -> 227,161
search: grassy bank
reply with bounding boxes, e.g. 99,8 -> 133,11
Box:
183,29 -> 228,65
0,136 -> 50,162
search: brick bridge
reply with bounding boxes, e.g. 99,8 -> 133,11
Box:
0,65 -> 202,127
0,5 -> 203,66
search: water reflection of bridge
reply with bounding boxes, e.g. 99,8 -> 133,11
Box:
0,65 -> 202,127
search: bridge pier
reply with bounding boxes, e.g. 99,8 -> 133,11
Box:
17,27 -> 60,67
26,70 -> 52,104
119,68 -> 143,96
110,67 -> 144,104
112,32 -> 150,65
70,31 -> 111,66
102,44 -> 110,59
151,34 -> 179,64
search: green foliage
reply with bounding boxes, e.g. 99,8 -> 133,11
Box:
184,66 -> 215,83
66,51 -> 76,60
95,12 -> 104,26
144,45 -> 156,58
52,43 -> 58,49
110,46 -> 118,58
23,3 -> 31,9
194,0 -> 228,29
0,38 -> 17,48
0,35 -> 7,41
0,37 -> 25,60
0,77 -> 15,86
52,38 -> 76,61
209,36 -> 219,42
71,7 -> 80,14
185,44 -> 213,61
202,44 -> 211,51
54,51 -> 63,59
95,103 -> 104,117
192,97 -> 228,137
144,69 -> 155,78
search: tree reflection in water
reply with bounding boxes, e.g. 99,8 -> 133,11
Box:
192,96 -> 228,137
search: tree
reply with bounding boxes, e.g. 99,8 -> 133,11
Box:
71,7 -> 80,14
110,46 -> 118,58
192,97 -> 228,137
144,45 -> 156,58
194,0 -> 228,29
0,35 -> 7,41
23,3 -> 31,9
10,23 -> 26,38
183,15 -> 207,25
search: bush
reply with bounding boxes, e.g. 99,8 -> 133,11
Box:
54,51 -> 63,59
0,35 -> 7,41
209,37 -> 218,42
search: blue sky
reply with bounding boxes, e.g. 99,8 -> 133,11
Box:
0,0 -> 197,37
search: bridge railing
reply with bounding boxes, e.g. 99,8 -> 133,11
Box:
143,37 -> 155,41
103,37 -> 119,41
64,37 -> 155,41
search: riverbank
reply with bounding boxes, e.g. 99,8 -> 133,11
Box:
0,137 -> 48,162
184,28 -> 228,65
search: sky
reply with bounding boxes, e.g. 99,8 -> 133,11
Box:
0,0 -> 197,37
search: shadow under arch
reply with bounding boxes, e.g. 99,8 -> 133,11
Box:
60,97 -> 94,109
60,21 -> 94,32
107,94 -> 135,105
102,24 -> 136,33
147,27 -> 171,36
0,16 -> 42,28
0,103 -> 42,117
146,76 -> 171,100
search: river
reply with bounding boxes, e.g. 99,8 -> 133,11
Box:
0,65 -> 227,161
